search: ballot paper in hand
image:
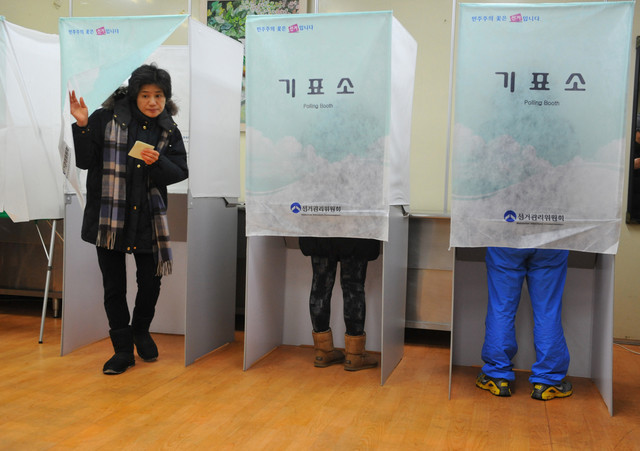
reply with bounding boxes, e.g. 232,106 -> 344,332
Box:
128,140 -> 154,160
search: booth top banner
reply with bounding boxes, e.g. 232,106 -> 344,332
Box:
59,15 -> 187,113
450,2 -> 634,254
58,15 -> 187,201
245,12 -> 394,240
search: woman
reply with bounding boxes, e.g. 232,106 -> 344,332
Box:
70,64 -> 188,375
299,237 -> 379,371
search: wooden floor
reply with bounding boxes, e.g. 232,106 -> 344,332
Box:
2,299 -> 640,450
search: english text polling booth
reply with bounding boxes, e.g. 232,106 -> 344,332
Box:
449,2 -> 633,413
244,12 -> 417,384
60,16 -> 243,365
0,18 -> 65,341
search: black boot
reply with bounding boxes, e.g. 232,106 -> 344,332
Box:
133,331 -> 158,362
103,326 -> 135,375
132,316 -> 158,362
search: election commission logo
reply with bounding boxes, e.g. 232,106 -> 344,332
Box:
290,202 -> 302,214
504,210 -> 517,222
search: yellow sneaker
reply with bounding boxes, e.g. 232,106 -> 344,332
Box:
476,372 -> 511,397
531,380 -> 573,400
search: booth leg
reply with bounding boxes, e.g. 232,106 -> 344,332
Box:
38,220 -> 57,344
52,298 -> 61,318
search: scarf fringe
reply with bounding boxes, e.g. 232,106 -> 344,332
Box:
96,230 -> 118,249
156,260 -> 172,277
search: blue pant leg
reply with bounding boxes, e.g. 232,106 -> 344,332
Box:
526,249 -> 570,385
481,247 -> 528,380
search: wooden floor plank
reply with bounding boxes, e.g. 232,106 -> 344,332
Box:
1,299 -> 639,450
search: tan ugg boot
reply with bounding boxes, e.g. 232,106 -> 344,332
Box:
312,329 -> 345,368
344,333 -> 378,371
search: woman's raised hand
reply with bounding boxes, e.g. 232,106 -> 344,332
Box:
69,90 -> 88,127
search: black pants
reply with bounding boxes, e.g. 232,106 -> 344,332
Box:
96,247 -> 162,331
309,255 -> 367,336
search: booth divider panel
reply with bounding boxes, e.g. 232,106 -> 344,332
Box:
185,197 -> 237,366
592,254 -> 615,415
381,206 -> 409,385
62,194 -> 108,355
244,236 -> 287,370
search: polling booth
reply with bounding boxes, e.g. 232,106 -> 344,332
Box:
0,18 -> 66,342
449,2 -> 634,414
60,16 -> 244,365
243,11 -> 417,384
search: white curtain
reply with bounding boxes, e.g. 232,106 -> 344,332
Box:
0,19 -> 64,222
450,2 -> 634,254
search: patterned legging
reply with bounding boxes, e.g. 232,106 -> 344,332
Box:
309,255 -> 368,336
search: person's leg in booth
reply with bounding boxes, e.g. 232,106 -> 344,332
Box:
526,248 -> 572,401
301,237 -> 379,371
308,254 -> 345,368
341,254 -> 377,372
477,246 -> 528,397
477,247 -> 573,400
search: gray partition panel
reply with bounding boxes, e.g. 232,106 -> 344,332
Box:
381,206 -> 409,385
406,216 -> 454,331
126,194 -> 188,335
61,194 -> 109,355
408,216 -> 453,270
281,249 -> 316,344
185,197 -> 237,366
450,255 -> 489,372
451,248 -> 614,413
592,254 -> 614,415
244,236 -> 287,370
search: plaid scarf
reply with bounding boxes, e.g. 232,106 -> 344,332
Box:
97,118 -> 173,276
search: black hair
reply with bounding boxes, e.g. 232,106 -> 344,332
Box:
127,64 -> 172,102
102,63 -> 178,115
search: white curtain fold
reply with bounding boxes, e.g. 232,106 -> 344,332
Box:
0,18 -> 63,222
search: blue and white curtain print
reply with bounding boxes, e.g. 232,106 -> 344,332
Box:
58,15 -> 187,200
245,12 -> 393,240
450,2 -> 634,253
